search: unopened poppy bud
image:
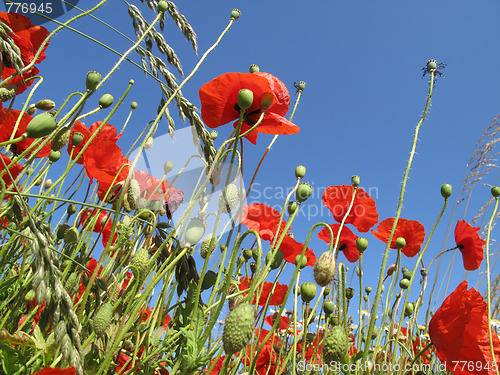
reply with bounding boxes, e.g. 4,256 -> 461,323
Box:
365,286 -> 372,294
71,132 -> 84,146
249,262 -> 257,274
201,270 -> 217,290
296,182 -> 313,203
67,203 -> 77,216
242,248 -> 253,261
351,175 -> 360,187
295,165 -> 306,179
403,270 -> 412,280
251,247 -> 261,261
295,254 -> 307,269
230,8 -> 241,20
144,137 -> 154,150
44,179 -> 52,189
210,130 -> 218,140
25,112 -> 57,139
35,99 -> 55,111
400,278 -> 410,289
386,264 -> 396,277
86,71 -> 101,91
324,300 -> 335,316
426,59 -> 437,71
26,104 -> 36,116
288,201 -> 299,215
314,251 -> 336,287
345,287 -> 354,300
49,150 -> 61,162
300,282 -> 316,303
184,218 -> 206,246
356,237 -> 368,253
237,89 -> 253,110
164,161 -> 174,174
249,64 -> 260,73
297,81 -> 306,91
99,94 -> 114,109
266,249 -> 284,270
404,302 -> 414,317
131,101 -> 138,110
324,288 -> 330,296
364,295 -> 369,302
492,186 -> 500,198
441,184 -> 452,198
0,85 -> 16,102
158,1 -> 168,12
396,237 -> 406,249
261,92 -> 273,110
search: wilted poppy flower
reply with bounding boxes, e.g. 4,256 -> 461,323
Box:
371,217 -> 425,257
0,106 -> 51,157
429,281 -> 500,375
0,12 -> 50,94
279,235 -> 316,266
0,152 -> 22,192
322,185 -> 378,232
242,203 -> 288,241
199,72 -> 299,144
238,277 -> 288,306
317,224 -> 359,262
455,220 -> 486,271
32,368 -> 76,375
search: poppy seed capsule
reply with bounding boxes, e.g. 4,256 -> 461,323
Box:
351,175 -> 360,187
210,130 -> 218,140
324,300 -> 335,316
157,1 -> 168,12
404,302 -> 414,317
426,59 -> 437,71
400,278 -> 410,289
144,137 -> 154,150
71,132 -> 84,146
295,254 -> 307,269
64,226 -> 79,244
99,94 -> 114,109
67,203 -> 77,216
296,182 -> 313,203
184,218 -> 206,246
242,248 -> 252,261
266,249 -> 284,270
230,8 -> 241,20
314,251 -> 336,287
131,101 -> 138,110
300,282 -> 317,303
164,161 -> 174,174
223,302 -> 253,355
356,237 -> 368,253
49,150 -> 61,162
237,89 -> 253,110
297,81 -> 306,91
345,288 -> 354,300
44,179 -> 52,189
51,129 -> 70,151
249,64 -> 260,73
492,186 -> 500,198
365,286 -> 372,294
288,201 -> 299,215
295,165 -> 306,179
396,237 -> 406,249
25,112 -> 57,139
86,71 -> 101,91
441,184 -> 452,198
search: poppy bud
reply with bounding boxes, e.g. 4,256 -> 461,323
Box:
158,1 -> 168,12
300,282 -> 316,303
351,175 -> 360,187
296,182 -> 313,203
364,295 -> 369,302
396,237 -> 406,249
345,287 -> 354,300
314,251 -> 336,287
295,165 -> 306,179
249,64 -> 260,73
131,101 -> 138,110
261,92 -> 273,110
297,81 -> 306,91
99,94 -> 114,109
237,89 -> 253,110
0,86 -> 16,102
44,179 -> 52,189
288,201 -> 299,215
426,59 -> 437,71
184,218 -> 206,246
230,8 -> 241,20
86,71 -> 101,91
404,302 -> 414,317
200,234 -> 216,259
324,288 -> 330,296
35,99 -> 55,111
144,137 -> 154,150
51,129 -> 70,151
252,248 -> 261,261
67,204 -> 77,216
201,270 -> 217,290
210,130 -> 218,140
26,104 -> 36,116
400,279 -> 410,289
441,184 -> 452,198
356,237 -> 368,253
164,161 -> 174,174
25,112 -> 57,139
365,286 -> 372,294
266,249 -> 284,270
492,186 -> 500,198
49,150 -> 61,162
242,248 -> 252,261
386,264 -> 396,277
71,132 -> 84,146
324,300 -> 335,316
295,254 -> 307,269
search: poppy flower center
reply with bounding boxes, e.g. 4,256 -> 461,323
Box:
339,243 -> 347,250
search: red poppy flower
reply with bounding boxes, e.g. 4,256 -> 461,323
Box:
371,217 -> 425,257
429,281 -> 500,375
0,106 -> 51,157
279,235 -> 316,266
455,220 -> 486,271
317,224 -> 359,262
116,346 -> 145,374
244,329 -> 282,375
265,313 -> 290,331
32,368 -> 76,375
0,12 -> 50,94
199,72 -> 299,144
238,277 -> 288,306
205,356 -> 225,375
0,152 -> 22,193
67,120 -> 90,164
322,186 -> 378,233
79,209 -> 117,247
242,203 -> 288,241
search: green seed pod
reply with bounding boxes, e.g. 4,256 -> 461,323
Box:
200,234 -> 216,259
295,165 -> 306,179
404,302 -> 414,317
0,85 -> 16,102
25,112 -> 57,139
35,99 -> 56,111
323,326 -> 348,365
252,248 -> 261,261
297,81 -> 306,91
242,248 -> 253,261
492,186 -> 500,198
295,254 -> 307,269
219,184 -> 239,213
93,302 -> 113,336
400,278 -> 410,289
56,224 -> 70,240
266,249 -> 284,270
441,184 -> 452,198
201,270 -> 217,290
44,179 -> 52,189
356,237 -> 368,253
365,286 -> 372,294
184,218 -> 206,246
48,150 -> 61,162
249,262 -> 257,274
426,59 -> 437,71
403,270 -> 413,280
237,89 -> 253,110
363,295 -> 369,302
65,273 -> 79,294
249,64 -> 260,73
131,101 -> 138,110
324,288 -> 330,297
131,247 -> 149,278
209,130 -> 218,140
223,302 -> 254,355
288,201 -> 299,215
300,282 -> 317,303
86,71 -> 101,91
345,287 -> 354,300
64,226 -> 79,244
323,300 -> 335,316
351,175 -> 360,187
396,237 -> 406,249
157,1 -> 168,12
51,129 -> 70,151
144,137 -> 154,150
230,8 -> 241,20
386,264 -> 396,277
26,104 -> 36,116
314,251 -> 336,287
296,182 -> 313,203
71,132 -> 84,146
126,179 -> 140,210
99,94 -> 114,109
164,161 -> 174,174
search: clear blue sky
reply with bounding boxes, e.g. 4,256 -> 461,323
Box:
22,0 -> 500,315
